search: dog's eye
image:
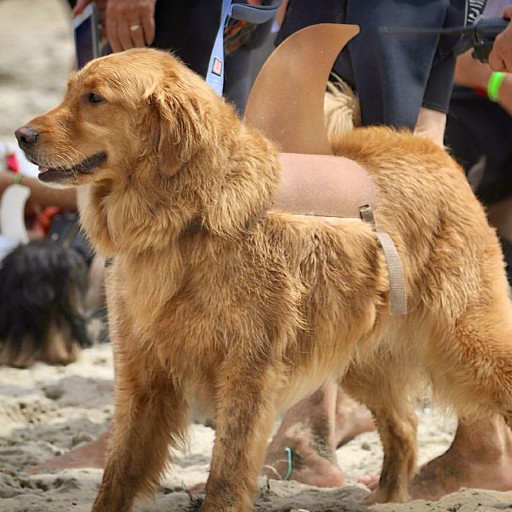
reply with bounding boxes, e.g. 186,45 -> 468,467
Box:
86,92 -> 104,104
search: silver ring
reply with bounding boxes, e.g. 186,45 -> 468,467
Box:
130,24 -> 141,32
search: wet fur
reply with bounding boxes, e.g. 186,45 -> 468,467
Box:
18,48 -> 512,511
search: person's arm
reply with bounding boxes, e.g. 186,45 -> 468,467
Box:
0,171 -> 78,210
455,49 -> 512,116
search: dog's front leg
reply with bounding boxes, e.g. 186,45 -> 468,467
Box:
92,349 -> 189,512
343,364 -> 418,504
366,406 -> 418,503
200,360 -> 283,512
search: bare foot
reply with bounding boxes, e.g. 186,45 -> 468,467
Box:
358,474 -> 379,490
263,386 -> 344,487
27,430 -> 110,475
262,427 -> 346,487
359,416 -> 512,500
410,416 -> 512,500
263,384 -> 373,487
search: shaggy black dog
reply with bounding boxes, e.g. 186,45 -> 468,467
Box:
0,239 -> 92,368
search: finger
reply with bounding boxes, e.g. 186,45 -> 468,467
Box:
106,18 -> 124,53
117,23 -> 137,51
490,28 -> 512,72
488,49 -> 507,72
503,5 -> 512,19
72,0 -> 91,16
105,0 -> 154,51
129,23 -> 146,48
141,16 -> 155,46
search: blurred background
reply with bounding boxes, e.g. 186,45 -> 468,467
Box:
0,0 -> 74,143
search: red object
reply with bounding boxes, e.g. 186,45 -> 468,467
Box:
6,152 -> 20,173
473,87 -> 488,98
36,206 -> 63,235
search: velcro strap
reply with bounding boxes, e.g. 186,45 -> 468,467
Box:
360,206 -> 407,315
375,232 -> 407,315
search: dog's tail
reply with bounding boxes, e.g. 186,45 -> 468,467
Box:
0,239 -> 92,368
324,74 -> 360,138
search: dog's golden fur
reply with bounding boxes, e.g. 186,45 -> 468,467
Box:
17,48 -> 512,511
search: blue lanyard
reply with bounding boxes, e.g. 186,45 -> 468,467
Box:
206,0 -> 282,95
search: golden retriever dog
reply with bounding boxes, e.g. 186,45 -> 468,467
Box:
15,48 -> 512,511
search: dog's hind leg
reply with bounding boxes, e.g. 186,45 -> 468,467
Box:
342,356 -> 419,504
425,296 -> 512,432
200,360 -> 285,512
92,346 -> 189,512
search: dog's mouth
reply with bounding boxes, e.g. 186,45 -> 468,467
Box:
37,152 -> 107,183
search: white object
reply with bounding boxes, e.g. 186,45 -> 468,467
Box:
0,184 -> 31,244
0,142 -> 39,177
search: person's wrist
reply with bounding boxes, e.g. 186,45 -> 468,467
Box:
494,74 -> 512,116
487,71 -> 507,102
0,170 -> 16,190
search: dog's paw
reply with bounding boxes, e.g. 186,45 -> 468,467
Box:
364,487 -> 408,505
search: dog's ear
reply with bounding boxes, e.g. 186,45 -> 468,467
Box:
149,82 -> 208,178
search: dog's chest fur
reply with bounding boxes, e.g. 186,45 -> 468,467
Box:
105,215 -> 390,412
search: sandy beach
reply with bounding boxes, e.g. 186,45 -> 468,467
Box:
1,0 -> 512,510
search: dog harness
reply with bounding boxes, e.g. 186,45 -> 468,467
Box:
272,153 -> 407,316
206,0 -> 282,95
243,24 -> 408,315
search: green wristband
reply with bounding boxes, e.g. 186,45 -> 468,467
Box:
12,173 -> 22,185
487,72 -> 506,103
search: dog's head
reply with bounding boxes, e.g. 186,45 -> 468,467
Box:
16,49 -> 280,254
15,48 -> 226,187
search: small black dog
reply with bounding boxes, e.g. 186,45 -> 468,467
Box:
0,238 -> 92,368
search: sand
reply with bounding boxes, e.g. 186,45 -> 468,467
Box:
1,0 -> 512,510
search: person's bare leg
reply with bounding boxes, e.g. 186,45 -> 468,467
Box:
263,383 -> 374,487
408,416 -> 512,499
414,107 -> 447,147
334,386 -> 375,447
27,427 -> 110,474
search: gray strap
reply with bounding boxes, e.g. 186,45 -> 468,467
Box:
360,206 -> 407,315
375,231 -> 407,315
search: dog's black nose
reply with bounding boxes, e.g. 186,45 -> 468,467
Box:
15,126 -> 39,149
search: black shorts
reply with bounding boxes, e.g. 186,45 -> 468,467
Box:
277,0 -> 467,129
445,86 -> 512,206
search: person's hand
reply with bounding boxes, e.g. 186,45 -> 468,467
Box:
73,0 -> 156,53
488,5 -> 512,72
455,50 -> 492,90
105,0 -> 156,52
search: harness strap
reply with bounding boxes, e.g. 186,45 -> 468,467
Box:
360,205 -> 407,315
206,0 -> 282,95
